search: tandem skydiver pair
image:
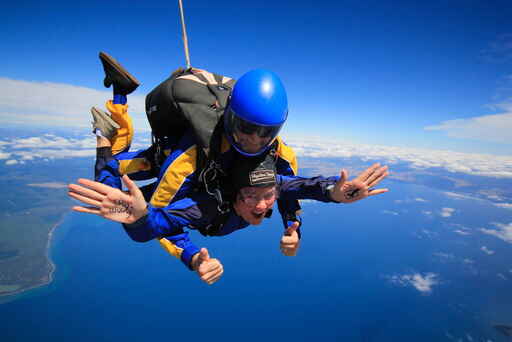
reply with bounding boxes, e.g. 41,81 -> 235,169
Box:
68,52 -> 390,285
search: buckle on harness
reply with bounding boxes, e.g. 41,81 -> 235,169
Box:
201,160 -> 230,214
214,188 -> 230,214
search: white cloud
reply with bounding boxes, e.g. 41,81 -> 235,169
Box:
422,210 -> 432,216
413,229 -> 438,240
481,192 -> 505,201
5,159 -> 18,165
0,135 -> 106,161
494,203 -> 512,210
498,273 -> 507,280
0,133 -> 154,163
381,210 -> 399,216
0,78 -> 149,131
0,151 -> 10,159
440,207 -> 455,218
450,223 -> 472,235
463,258 -> 474,264
27,182 -> 68,189
286,138 -> 512,178
424,112 -> 512,144
444,192 -> 481,201
481,222 -> 512,244
395,198 -> 428,204
387,272 -> 440,294
433,252 -> 455,261
481,246 -> 495,255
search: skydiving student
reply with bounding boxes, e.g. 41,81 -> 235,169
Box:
69,153 -> 389,285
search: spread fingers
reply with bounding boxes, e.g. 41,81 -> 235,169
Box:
68,191 -> 102,207
68,183 -> 106,202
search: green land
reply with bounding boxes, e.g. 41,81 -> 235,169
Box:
0,157 -> 90,297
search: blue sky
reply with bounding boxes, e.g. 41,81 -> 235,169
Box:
1,0 -> 511,155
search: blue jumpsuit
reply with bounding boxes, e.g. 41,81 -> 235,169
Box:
123,174 -> 340,269
96,131 -> 304,268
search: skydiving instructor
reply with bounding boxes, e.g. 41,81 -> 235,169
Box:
90,52 -> 303,260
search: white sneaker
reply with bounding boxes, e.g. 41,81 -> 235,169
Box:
91,107 -> 120,140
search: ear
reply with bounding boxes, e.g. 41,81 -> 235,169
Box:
232,193 -> 243,215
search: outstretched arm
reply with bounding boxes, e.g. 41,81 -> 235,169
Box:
68,175 -> 222,282
277,163 -> 389,256
329,163 -> 389,203
277,163 -> 389,204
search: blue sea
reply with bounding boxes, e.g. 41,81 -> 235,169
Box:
1,181 -> 511,341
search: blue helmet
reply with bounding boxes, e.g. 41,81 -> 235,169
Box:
224,69 -> 288,156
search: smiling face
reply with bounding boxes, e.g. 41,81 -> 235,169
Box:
233,186 -> 278,225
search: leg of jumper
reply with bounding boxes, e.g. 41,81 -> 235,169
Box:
95,146 -> 113,180
98,52 -> 139,155
106,99 -> 134,155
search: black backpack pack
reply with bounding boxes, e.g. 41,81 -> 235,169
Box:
145,67 -> 236,162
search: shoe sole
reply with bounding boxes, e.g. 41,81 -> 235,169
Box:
99,52 -> 140,86
91,107 -> 120,129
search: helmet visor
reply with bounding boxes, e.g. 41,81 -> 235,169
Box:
224,106 -> 285,156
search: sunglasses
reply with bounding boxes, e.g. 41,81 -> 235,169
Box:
239,188 -> 278,207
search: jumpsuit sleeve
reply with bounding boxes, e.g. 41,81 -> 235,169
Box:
274,137 -> 303,230
122,197 -> 215,270
95,147 -> 158,190
277,175 -> 341,203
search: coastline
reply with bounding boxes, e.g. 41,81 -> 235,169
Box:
0,212 -> 68,298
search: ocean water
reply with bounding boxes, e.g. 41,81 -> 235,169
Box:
1,181 -> 511,341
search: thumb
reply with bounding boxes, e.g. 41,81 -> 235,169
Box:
121,174 -> 136,192
199,248 -> 210,262
337,169 -> 348,186
122,175 -> 142,197
285,221 -> 300,235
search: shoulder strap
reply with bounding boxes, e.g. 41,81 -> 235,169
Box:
197,208 -> 232,237
196,118 -> 231,213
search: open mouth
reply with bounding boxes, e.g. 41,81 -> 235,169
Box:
252,211 -> 265,220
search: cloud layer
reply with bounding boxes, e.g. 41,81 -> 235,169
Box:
286,138 -> 512,178
0,133 -> 151,165
0,77 -> 149,131
2,131 -> 512,186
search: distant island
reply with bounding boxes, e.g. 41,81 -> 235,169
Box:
0,156 -> 89,297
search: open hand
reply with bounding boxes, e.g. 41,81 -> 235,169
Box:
280,221 -> 300,256
68,175 -> 147,224
330,163 -> 389,203
192,248 -> 224,285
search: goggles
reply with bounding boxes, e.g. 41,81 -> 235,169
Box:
224,106 -> 284,156
239,187 -> 278,207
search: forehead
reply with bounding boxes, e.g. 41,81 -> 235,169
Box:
239,185 -> 276,195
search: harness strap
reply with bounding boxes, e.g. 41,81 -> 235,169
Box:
197,208 -> 231,236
